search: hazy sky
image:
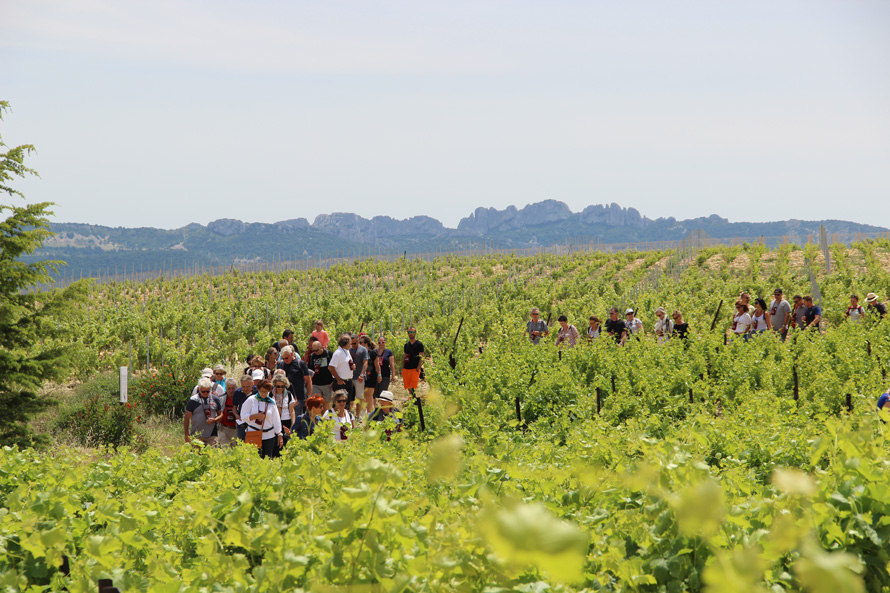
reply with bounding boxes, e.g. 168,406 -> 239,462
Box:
2,0 -> 889,229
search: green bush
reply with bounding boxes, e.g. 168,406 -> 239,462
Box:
132,366 -> 194,418
55,395 -> 140,449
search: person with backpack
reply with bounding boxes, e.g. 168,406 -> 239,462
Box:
654,307 -> 673,344
271,374 -> 297,447
731,301 -> 753,343
846,294 -> 866,322
217,378 -> 239,446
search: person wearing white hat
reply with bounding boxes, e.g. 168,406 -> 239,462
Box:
654,307 -> 673,344
192,367 -> 225,399
367,390 -> 402,440
625,309 -> 644,338
866,293 -> 887,320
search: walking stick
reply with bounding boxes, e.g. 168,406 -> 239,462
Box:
449,316 -> 465,370
710,300 -> 724,332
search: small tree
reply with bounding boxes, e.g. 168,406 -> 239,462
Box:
0,101 -> 85,447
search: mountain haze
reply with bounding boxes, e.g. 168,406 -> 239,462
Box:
34,201 -> 886,281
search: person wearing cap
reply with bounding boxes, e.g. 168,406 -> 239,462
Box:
184,377 -> 224,446
654,307 -> 673,344
845,294 -> 866,323
877,386 -> 890,419
192,367 -> 225,399
625,309 -> 644,338
866,293 -> 887,320
294,395 -> 326,439
401,326 -> 425,398
769,288 -> 792,340
242,379 -> 284,458
232,374 -> 255,441
323,389 -> 356,441
524,308 -> 549,345
605,308 -> 628,345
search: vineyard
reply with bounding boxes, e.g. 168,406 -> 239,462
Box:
6,238 -> 890,592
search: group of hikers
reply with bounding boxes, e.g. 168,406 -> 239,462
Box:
184,321 -> 425,458
525,290 -> 887,347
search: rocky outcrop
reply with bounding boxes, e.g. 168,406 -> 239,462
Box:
312,213 -> 446,240
579,203 -> 646,228
459,200 -> 648,234
275,218 -> 311,231
207,219 -> 246,236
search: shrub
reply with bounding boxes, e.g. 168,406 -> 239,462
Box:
133,367 -> 194,418
56,396 -> 140,449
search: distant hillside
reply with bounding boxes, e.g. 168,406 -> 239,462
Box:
31,201 -> 887,281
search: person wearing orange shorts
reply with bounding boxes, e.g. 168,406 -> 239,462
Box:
401,326 -> 425,397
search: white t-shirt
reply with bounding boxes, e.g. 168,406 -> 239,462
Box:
751,311 -> 769,331
626,318 -> 643,334
733,312 -> 752,334
329,347 -> 353,384
272,389 -> 294,421
323,409 -> 355,441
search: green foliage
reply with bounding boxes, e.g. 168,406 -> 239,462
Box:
55,395 -> 141,449
0,101 -> 87,448
132,367 -> 195,418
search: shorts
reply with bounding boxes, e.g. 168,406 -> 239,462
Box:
364,375 -> 378,390
218,426 -> 238,447
375,377 -> 391,397
313,384 -> 333,405
351,379 -> 365,401
402,368 -> 420,390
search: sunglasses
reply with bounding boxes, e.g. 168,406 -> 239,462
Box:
408,332 -> 416,335
198,389 -> 210,394
335,399 -> 347,404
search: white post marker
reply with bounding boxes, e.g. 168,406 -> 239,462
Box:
119,366 -> 128,404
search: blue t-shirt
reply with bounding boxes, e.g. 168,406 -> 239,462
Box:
805,305 -> 822,328
878,392 -> 890,412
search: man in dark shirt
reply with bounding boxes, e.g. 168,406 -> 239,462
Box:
802,296 -> 821,331
604,308 -> 628,345
276,345 -> 312,415
308,340 -> 335,405
866,293 -> 887,320
401,327 -> 425,397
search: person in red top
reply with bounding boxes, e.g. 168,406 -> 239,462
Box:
218,377 -> 239,446
311,320 -> 330,348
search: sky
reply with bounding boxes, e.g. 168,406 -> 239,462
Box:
1,0 -> 889,230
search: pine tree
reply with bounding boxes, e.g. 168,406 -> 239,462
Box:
0,101 -> 85,447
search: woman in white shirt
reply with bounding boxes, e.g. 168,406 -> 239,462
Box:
750,298 -> 771,337
243,379 -> 283,458
271,374 -> 297,446
323,389 -> 356,441
731,301 -> 753,343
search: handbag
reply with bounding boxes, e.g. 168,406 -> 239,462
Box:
245,429 -> 262,448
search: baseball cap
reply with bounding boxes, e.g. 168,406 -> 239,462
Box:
625,308 -> 634,315
251,369 -> 264,381
774,288 -> 783,294
377,391 -> 394,402
201,367 -> 213,378
655,307 -> 666,314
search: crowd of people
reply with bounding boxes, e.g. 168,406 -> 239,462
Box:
525,289 -> 887,347
184,320 -> 424,458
